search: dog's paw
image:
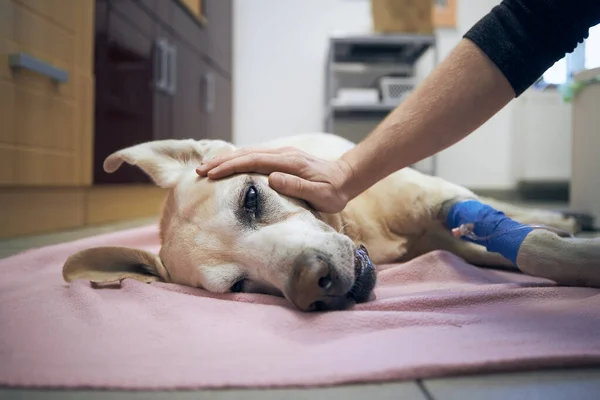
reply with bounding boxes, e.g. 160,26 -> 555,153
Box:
548,214 -> 580,235
557,210 -> 595,232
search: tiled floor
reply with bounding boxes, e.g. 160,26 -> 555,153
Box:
2,369 -> 600,400
1,202 -> 599,399
423,369 -> 600,400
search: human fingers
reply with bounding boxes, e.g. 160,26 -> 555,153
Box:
269,173 -> 346,213
196,146 -> 295,176
201,153 -> 308,180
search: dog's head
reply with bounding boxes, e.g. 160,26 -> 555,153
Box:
63,139 -> 376,311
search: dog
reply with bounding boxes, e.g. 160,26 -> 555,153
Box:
63,133 -> 585,311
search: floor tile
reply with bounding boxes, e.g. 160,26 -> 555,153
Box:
423,368 -> 600,400
0,381 -> 427,400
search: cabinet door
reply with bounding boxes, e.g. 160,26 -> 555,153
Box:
150,0 -> 175,142
172,0 -> 207,56
0,0 -> 94,186
93,0 -> 156,184
170,41 -> 209,140
204,0 -> 232,74
203,70 -> 232,142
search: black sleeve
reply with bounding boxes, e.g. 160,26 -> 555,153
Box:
463,0 -> 600,96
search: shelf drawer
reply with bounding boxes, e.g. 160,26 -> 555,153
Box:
0,0 -> 83,98
0,0 -> 94,186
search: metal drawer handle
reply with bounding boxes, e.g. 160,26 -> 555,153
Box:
154,38 -> 169,92
8,52 -> 69,83
167,43 -> 177,96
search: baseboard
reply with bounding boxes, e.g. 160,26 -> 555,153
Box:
468,189 -> 523,202
0,185 -> 167,239
470,183 -> 597,231
85,185 -> 167,226
0,188 -> 86,240
516,181 -> 570,202
471,181 -> 570,203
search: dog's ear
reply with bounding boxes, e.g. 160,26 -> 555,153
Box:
62,246 -> 171,285
103,139 -> 235,188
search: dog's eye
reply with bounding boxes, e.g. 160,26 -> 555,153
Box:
244,186 -> 259,214
230,279 -> 245,293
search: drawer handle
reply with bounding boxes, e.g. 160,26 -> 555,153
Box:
154,38 -> 169,92
8,53 -> 69,83
166,43 -> 177,96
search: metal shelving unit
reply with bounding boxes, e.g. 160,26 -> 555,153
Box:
324,32 -> 438,176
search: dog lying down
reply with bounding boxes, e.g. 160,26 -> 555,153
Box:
63,133 -> 600,311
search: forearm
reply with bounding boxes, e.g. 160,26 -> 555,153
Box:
338,0 -> 600,201
197,0 -> 600,215
339,39 -> 514,200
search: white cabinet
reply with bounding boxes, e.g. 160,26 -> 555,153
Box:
570,67 -> 600,228
511,90 -> 573,183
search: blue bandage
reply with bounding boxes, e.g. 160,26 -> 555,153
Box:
446,200 -> 532,264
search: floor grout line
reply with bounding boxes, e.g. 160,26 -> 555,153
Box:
417,380 -> 435,400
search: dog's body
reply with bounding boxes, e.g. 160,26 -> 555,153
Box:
63,133 -> 581,311
256,133 -> 577,267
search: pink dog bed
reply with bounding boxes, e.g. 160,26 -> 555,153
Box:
1,225 -> 599,390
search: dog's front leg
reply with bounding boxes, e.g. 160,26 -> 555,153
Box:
440,198 -> 600,288
517,231 -> 600,287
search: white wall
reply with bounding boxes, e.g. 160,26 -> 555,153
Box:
233,0 -> 572,190
233,0 -> 372,146
416,0 -> 519,189
511,90 -> 573,182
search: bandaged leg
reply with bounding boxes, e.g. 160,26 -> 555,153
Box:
443,199 -> 600,288
445,200 -> 533,265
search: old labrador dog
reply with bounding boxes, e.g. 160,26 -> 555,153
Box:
63,133 -> 600,311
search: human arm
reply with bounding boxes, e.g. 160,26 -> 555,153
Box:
198,0 -> 600,213
342,0 -> 600,199
335,38 -> 515,200
198,39 -> 514,212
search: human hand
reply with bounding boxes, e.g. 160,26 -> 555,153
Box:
196,147 -> 355,213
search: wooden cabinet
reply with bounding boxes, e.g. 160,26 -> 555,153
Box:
0,0 -> 232,237
0,0 -> 94,186
92,0 -> 233,183
0,0 -> 232,185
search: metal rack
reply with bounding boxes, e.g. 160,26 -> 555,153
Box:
324,33 -> 438,176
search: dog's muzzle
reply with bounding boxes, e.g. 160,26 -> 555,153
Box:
285,245 -> 377,312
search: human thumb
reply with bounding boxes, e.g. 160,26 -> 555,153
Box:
269,173 -> 316,201
269,173 -> 343,213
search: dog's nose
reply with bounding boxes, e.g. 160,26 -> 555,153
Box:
286,252 -> 350,311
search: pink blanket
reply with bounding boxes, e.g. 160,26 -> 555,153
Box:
1,225 -> 599,390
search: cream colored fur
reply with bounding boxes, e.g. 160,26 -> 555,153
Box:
63,133 -> 587,309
